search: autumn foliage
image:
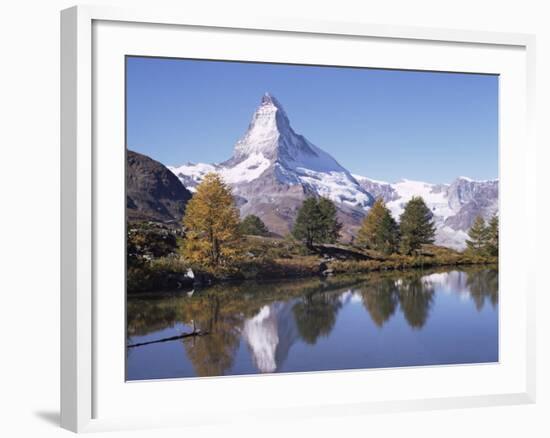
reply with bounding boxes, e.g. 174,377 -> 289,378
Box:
356,198 -> 399,255
182,173 -> 242,271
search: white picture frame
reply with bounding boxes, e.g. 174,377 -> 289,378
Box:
60,4 -> 536,433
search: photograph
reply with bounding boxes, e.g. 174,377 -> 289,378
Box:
125,56 -> 499,380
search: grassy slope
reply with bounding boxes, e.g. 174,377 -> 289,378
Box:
238,235 -> 496,279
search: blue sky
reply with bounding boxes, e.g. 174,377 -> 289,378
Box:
126,56 -> 498,183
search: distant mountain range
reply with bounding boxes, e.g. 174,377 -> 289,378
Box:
354,176 -> 498,249
166,93 -> 498,249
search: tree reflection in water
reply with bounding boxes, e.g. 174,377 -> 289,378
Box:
397,273 -> 435,329
180,296 -> 244,376
127,267 -> 498,377
293,292 -> 343,344
359,277 -> 399,327
466,268 -> 499,311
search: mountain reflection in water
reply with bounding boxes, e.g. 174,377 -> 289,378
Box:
126,267 -> 498,380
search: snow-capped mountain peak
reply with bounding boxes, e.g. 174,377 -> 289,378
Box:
228,94 -> 364,187
232,92 -> 294,161
168,93 -> 498,248
230,94 -> 351,174
169,93 -> 374,237
260,92 -> 285,112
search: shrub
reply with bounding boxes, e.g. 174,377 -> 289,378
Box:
239,215 -> 269,236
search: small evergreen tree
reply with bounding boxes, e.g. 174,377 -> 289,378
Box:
292,198 -> 321,248
378,210 -> 400,255
182,173 -> 242,269
399,196 -> 436,255
239,214 -> 269,236
317,197 -> 342,244
292,197 -> 341,247
486,214 -> 499,256
356,199 -> 399,254
465,216 -> 490,254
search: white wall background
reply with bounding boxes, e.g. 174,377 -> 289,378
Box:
0,1 -> 547,437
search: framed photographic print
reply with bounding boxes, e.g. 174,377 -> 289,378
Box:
61,5 -> 536,433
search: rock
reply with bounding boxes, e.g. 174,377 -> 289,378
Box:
357,178 -> 399,203
163,273 -> 194,290
321,269 -> 334,277
193,272 -> 215,287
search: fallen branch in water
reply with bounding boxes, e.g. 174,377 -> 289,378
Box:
127,330 -> 209,348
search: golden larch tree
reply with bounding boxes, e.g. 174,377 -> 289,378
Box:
182,173 -> 242,270
356,198 -> 399,255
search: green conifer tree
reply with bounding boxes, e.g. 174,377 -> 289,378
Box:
486,214 -> 499,256
465,216 -> 490,254
399,196 -> 436,255
378,211 -> 400,255
317,197 -> 342,244
292,197 -> 341,247
239,214 -> 269,236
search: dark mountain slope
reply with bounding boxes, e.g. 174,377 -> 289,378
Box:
127,150 -> 192,223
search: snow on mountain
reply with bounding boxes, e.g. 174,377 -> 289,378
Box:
230,94 -> 346,173
169,93 -> 498,249
387,179 -> 453,222
167,162 -> 218,192
355,176 -> 498,249
171,93 -> 372,209
352,175 -> 399,204
168,155 -> 273,191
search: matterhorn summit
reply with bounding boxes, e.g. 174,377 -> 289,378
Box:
231,93 -> 294,161
227,93 -> 363,180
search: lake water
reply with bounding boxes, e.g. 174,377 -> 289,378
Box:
126,267 -> 498,380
